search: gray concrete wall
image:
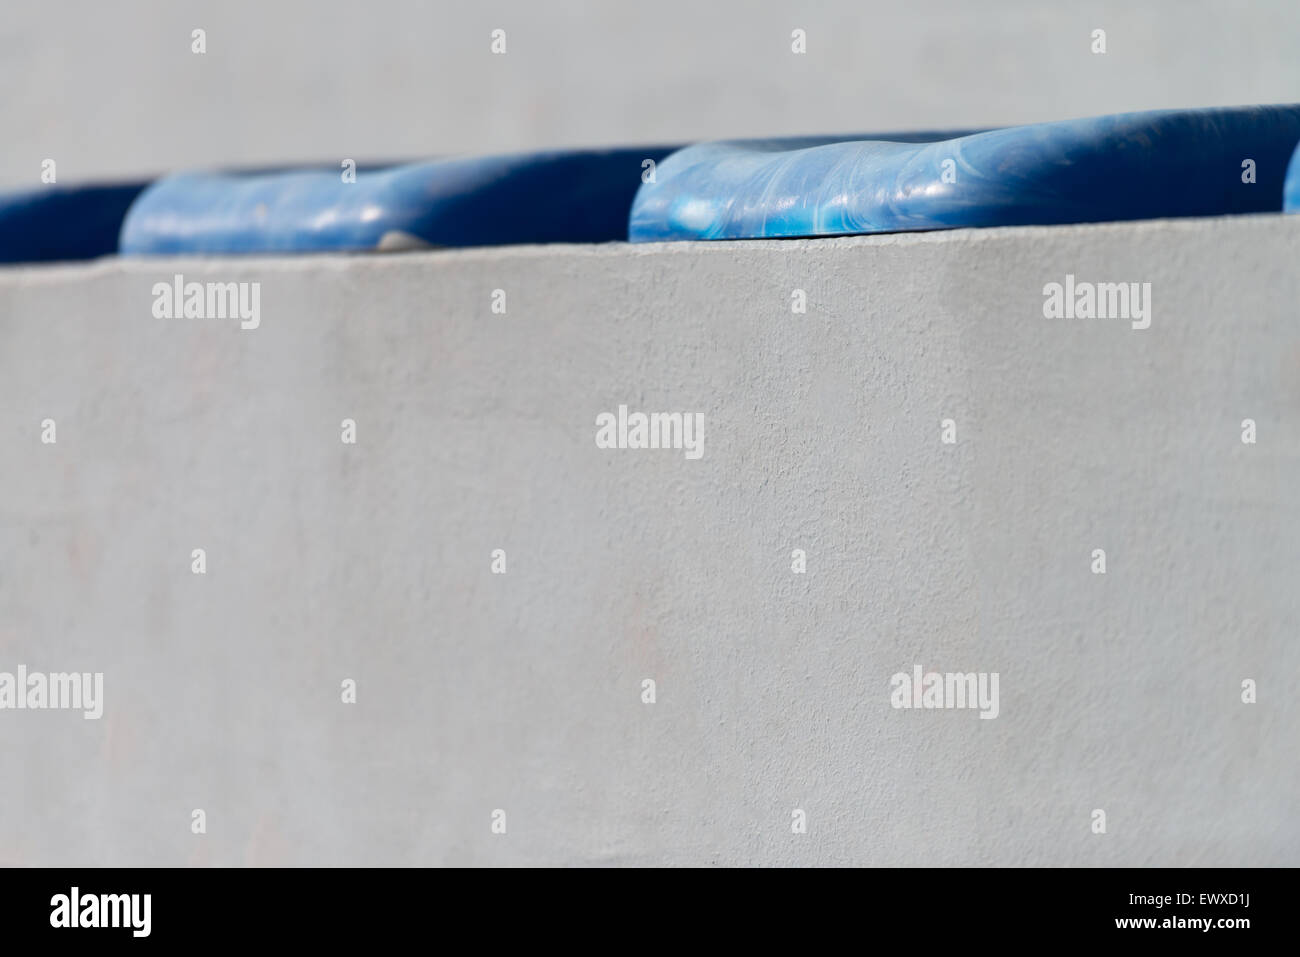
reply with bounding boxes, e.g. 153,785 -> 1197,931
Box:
1,215 -> 1296,866
5,0 -> 1300,189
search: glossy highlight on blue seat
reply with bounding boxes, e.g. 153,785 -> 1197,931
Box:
120,147 -> 676,255
1282,139 -> 1300,212
628,105 -> 1300,242
0,182 -> 148,263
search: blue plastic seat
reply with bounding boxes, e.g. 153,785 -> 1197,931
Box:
120,148 -> 676,255
0,182 -> 148,263
629,105 -> 1300,241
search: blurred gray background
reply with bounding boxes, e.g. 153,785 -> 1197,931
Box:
4,0 -> 1300,188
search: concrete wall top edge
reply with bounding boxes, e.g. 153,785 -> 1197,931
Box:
1,213 -> 1297,285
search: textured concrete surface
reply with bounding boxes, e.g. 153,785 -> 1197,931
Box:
6,0 -> 1300,190
1,215 -> 1298,865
